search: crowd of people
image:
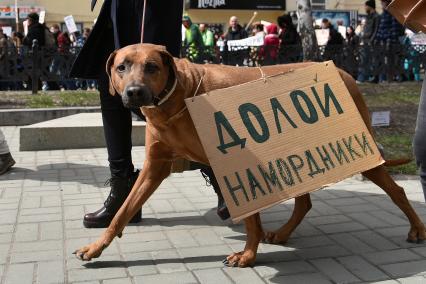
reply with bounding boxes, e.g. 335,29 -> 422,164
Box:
0,12 -> 96,91
181,0 -> 423,83
0,0 -> 425,92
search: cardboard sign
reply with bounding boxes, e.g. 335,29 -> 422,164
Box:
186,62 -> 384,222
64,15 -> 78,33
371,111 -> 390,127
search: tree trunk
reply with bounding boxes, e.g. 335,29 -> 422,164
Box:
297,0 -> 320,61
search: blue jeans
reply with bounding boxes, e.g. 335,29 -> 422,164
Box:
414,74 -> 426,201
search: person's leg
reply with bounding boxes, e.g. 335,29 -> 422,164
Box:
144,0 -> 229,219
0,129 -> 15,175
414,75 -> 426,201
83,72 -> 141,228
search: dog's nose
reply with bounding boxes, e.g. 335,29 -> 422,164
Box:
126,85 -> 144,97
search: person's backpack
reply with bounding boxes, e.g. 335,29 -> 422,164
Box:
44,28 -> 56,48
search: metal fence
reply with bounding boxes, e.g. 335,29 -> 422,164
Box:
1,42 -> 426,93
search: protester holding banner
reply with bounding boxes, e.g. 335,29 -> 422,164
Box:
224,16 -> 248,66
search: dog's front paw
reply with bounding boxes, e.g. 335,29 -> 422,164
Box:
407,224 -> 426,244
263,231 -> 290,244
73,240 -> 107,261
223,250 -> 256,268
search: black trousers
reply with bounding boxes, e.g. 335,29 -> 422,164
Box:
99,0 -> 183,178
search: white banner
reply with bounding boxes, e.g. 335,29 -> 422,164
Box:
227,35 -> 264,49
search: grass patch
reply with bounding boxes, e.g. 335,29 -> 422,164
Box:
0,90 -> 100,108
360,82 -> 422,175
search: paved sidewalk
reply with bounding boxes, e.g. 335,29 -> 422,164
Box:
0,126 -> 426,284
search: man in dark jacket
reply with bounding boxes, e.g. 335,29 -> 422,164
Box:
321,18 -> 344,62
357,0 -> 380,82
224,16 -> 248,66
277,13 -> 301,63
23,13 -> 45,47
70,0 -> 229,228
375,0 -> 405,82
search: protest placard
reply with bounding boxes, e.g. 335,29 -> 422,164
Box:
186,62 -> 384,222
64,15 -> 78,33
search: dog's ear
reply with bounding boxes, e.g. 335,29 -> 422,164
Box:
106,50 -> 117,96
158,47 -> 178,82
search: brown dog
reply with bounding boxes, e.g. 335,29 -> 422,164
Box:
74,43 -> 426,267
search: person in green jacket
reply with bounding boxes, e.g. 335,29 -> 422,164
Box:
182,15 -> 204,62
199,23 -> 215,62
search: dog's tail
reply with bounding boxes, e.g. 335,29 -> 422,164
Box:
384,158 -> 412,167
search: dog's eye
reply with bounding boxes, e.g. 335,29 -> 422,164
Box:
116,64 -> 126,73
144,62 -> 159,74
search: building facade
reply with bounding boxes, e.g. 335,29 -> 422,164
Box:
0,0 -> 377,35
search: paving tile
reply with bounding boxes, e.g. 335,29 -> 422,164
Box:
134,271 -> 197,284
310,258 -> 359,283
223,267 -> 265,284
5,263 -> 34,284
266,272 -> 332,284
363,249 -> 421,265
37,261 -> 64,284
338,255 -> 389,282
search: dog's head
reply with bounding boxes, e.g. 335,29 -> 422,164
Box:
106,44 -> 177,108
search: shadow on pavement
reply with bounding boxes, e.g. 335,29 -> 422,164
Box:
3,163 -> 110,186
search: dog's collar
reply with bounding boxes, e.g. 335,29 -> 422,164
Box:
152,68 -> 178,106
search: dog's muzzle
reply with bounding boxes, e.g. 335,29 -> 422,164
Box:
122,84 -> 154,108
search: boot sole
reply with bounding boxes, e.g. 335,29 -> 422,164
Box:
0,159 -> 15,175
83,212 -> 142,228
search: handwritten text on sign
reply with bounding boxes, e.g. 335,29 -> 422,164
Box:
186,62 -> 384,222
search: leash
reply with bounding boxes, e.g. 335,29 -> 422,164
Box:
140,0 -> 147,43
165,70 -> 206,125
256,63 -> 267,83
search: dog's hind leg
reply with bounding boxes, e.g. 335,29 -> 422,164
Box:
225,213 -> 264,267
362,165 -> 426,243
263,193 -> 312,244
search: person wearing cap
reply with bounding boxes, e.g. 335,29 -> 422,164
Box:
23,12 -> 45,47
357,0 -> 380,83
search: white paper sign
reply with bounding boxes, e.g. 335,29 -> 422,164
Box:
338,26 -> 347,39
371,111 -> 391,127
2,26 -> 12,37
39,11 -> 46,24
315,29 -> 330,46
23,20 -> 29,36
64,15 -> 78,33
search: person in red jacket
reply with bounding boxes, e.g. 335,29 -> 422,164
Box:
260,23 -> 279,65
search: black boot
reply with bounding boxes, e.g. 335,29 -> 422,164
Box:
0,152 -> 15,175
200,167 -> 230,220
83,170 -> 142,228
